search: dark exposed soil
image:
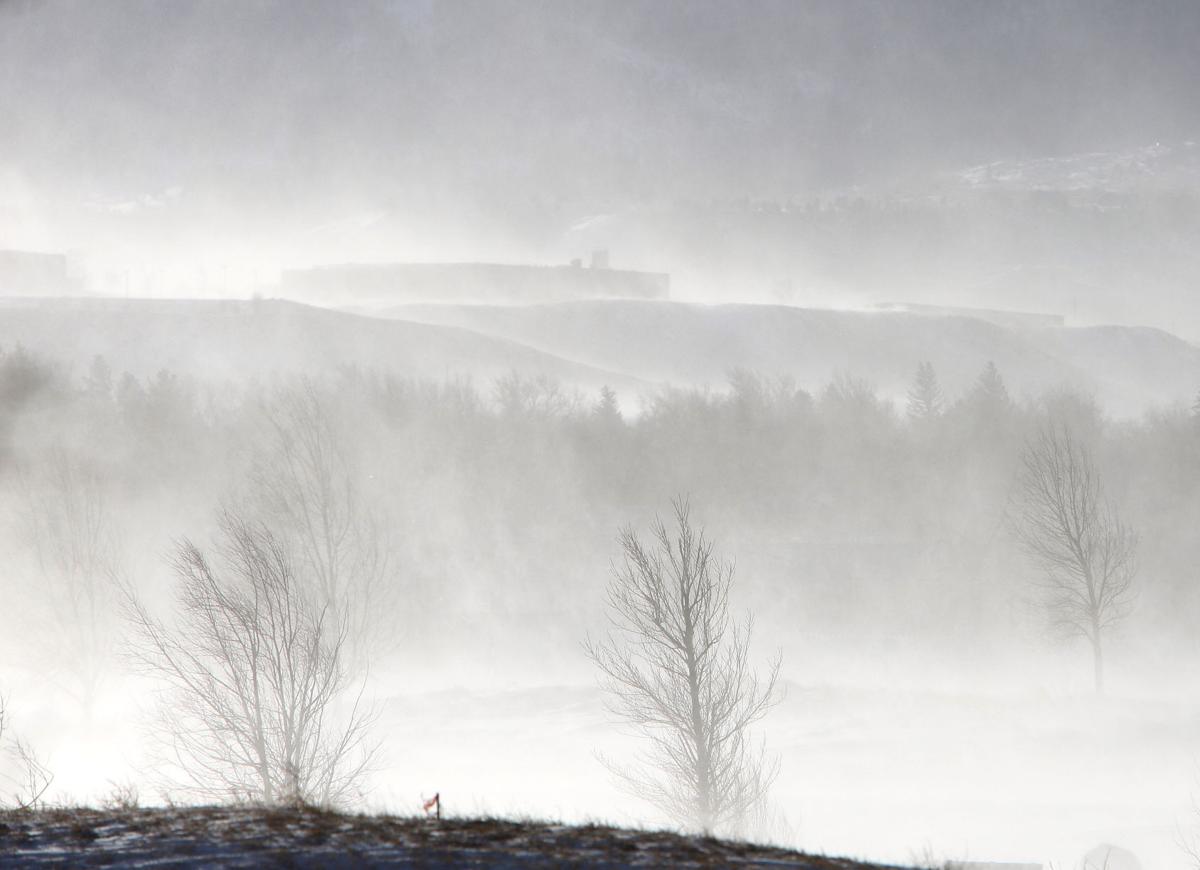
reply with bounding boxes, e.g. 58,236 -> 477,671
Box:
0,806 -> 909,868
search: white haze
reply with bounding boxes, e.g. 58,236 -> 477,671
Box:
2,2 -> 1200,868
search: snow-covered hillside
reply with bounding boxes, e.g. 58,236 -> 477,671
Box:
377,300 -> 1200,417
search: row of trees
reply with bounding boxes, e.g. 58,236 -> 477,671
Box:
3,350 -> 1181,669
4,389 -> 783,833
3,345 -> 788,830
0,347 -> 1187,830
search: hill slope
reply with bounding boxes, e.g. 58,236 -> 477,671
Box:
380,300 -> 1200,416
0,807 -> 904,868
5,296 -> 1194,417
0,297 -> 644,395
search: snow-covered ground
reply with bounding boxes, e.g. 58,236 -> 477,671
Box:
8,646 -> 1192,868
371,677 -> 1192,869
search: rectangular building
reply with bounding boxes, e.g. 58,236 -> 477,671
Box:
281,261 -> 671,306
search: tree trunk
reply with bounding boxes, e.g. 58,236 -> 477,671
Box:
1091,634 -> 1104,695
683,607 -> 712,833
689,669 -> 712,834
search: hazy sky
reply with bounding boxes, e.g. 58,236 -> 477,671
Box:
3,1 -> 1200,281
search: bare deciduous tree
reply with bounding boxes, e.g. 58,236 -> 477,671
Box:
585,498 -> 781,836
0,696 -> 54,810
249,380 -> 391,664
493,371 -> 578,419
1011,426 -> 1137,693
1179,796 -> 1200,868
125,511 -> 379,807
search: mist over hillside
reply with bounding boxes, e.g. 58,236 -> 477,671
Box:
3,295 -> 1197,419
383,300 -> 1200,417
3,3 -> 1200,868
4,0 -> 1200,329
559,158 -> 1200,330
0,297 -> 641,393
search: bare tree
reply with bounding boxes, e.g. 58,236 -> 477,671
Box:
1011,426 -> 1137,693
249,380 -> 391,665
124,510 -> 378,807
585,498 -> 781,836
17,446 -> 123,713
493,371 -> 578,419
1180,794 -> 1200,868
0,696 -> 54,810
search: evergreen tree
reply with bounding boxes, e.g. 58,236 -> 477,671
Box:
594,385 -> 623,427
956,360 -> 1013,422
974,360 -> 1010,407
906,361 -> 943,422
951,360 -> 1015,441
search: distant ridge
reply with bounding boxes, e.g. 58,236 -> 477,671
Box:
281,260 -> 670,306
4,296 -> 1195,417
377,300 -> 1200,417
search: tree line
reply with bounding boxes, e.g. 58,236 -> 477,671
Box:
2,346 -> 1194,653
0,345 -> 1197,831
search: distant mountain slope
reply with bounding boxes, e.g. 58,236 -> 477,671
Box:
0,297 -> 643,394
378,300 -> 1200,416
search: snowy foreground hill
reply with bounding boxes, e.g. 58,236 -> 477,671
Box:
0,807 -> 904,868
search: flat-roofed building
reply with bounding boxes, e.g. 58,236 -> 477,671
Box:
281,258 -> 670,306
